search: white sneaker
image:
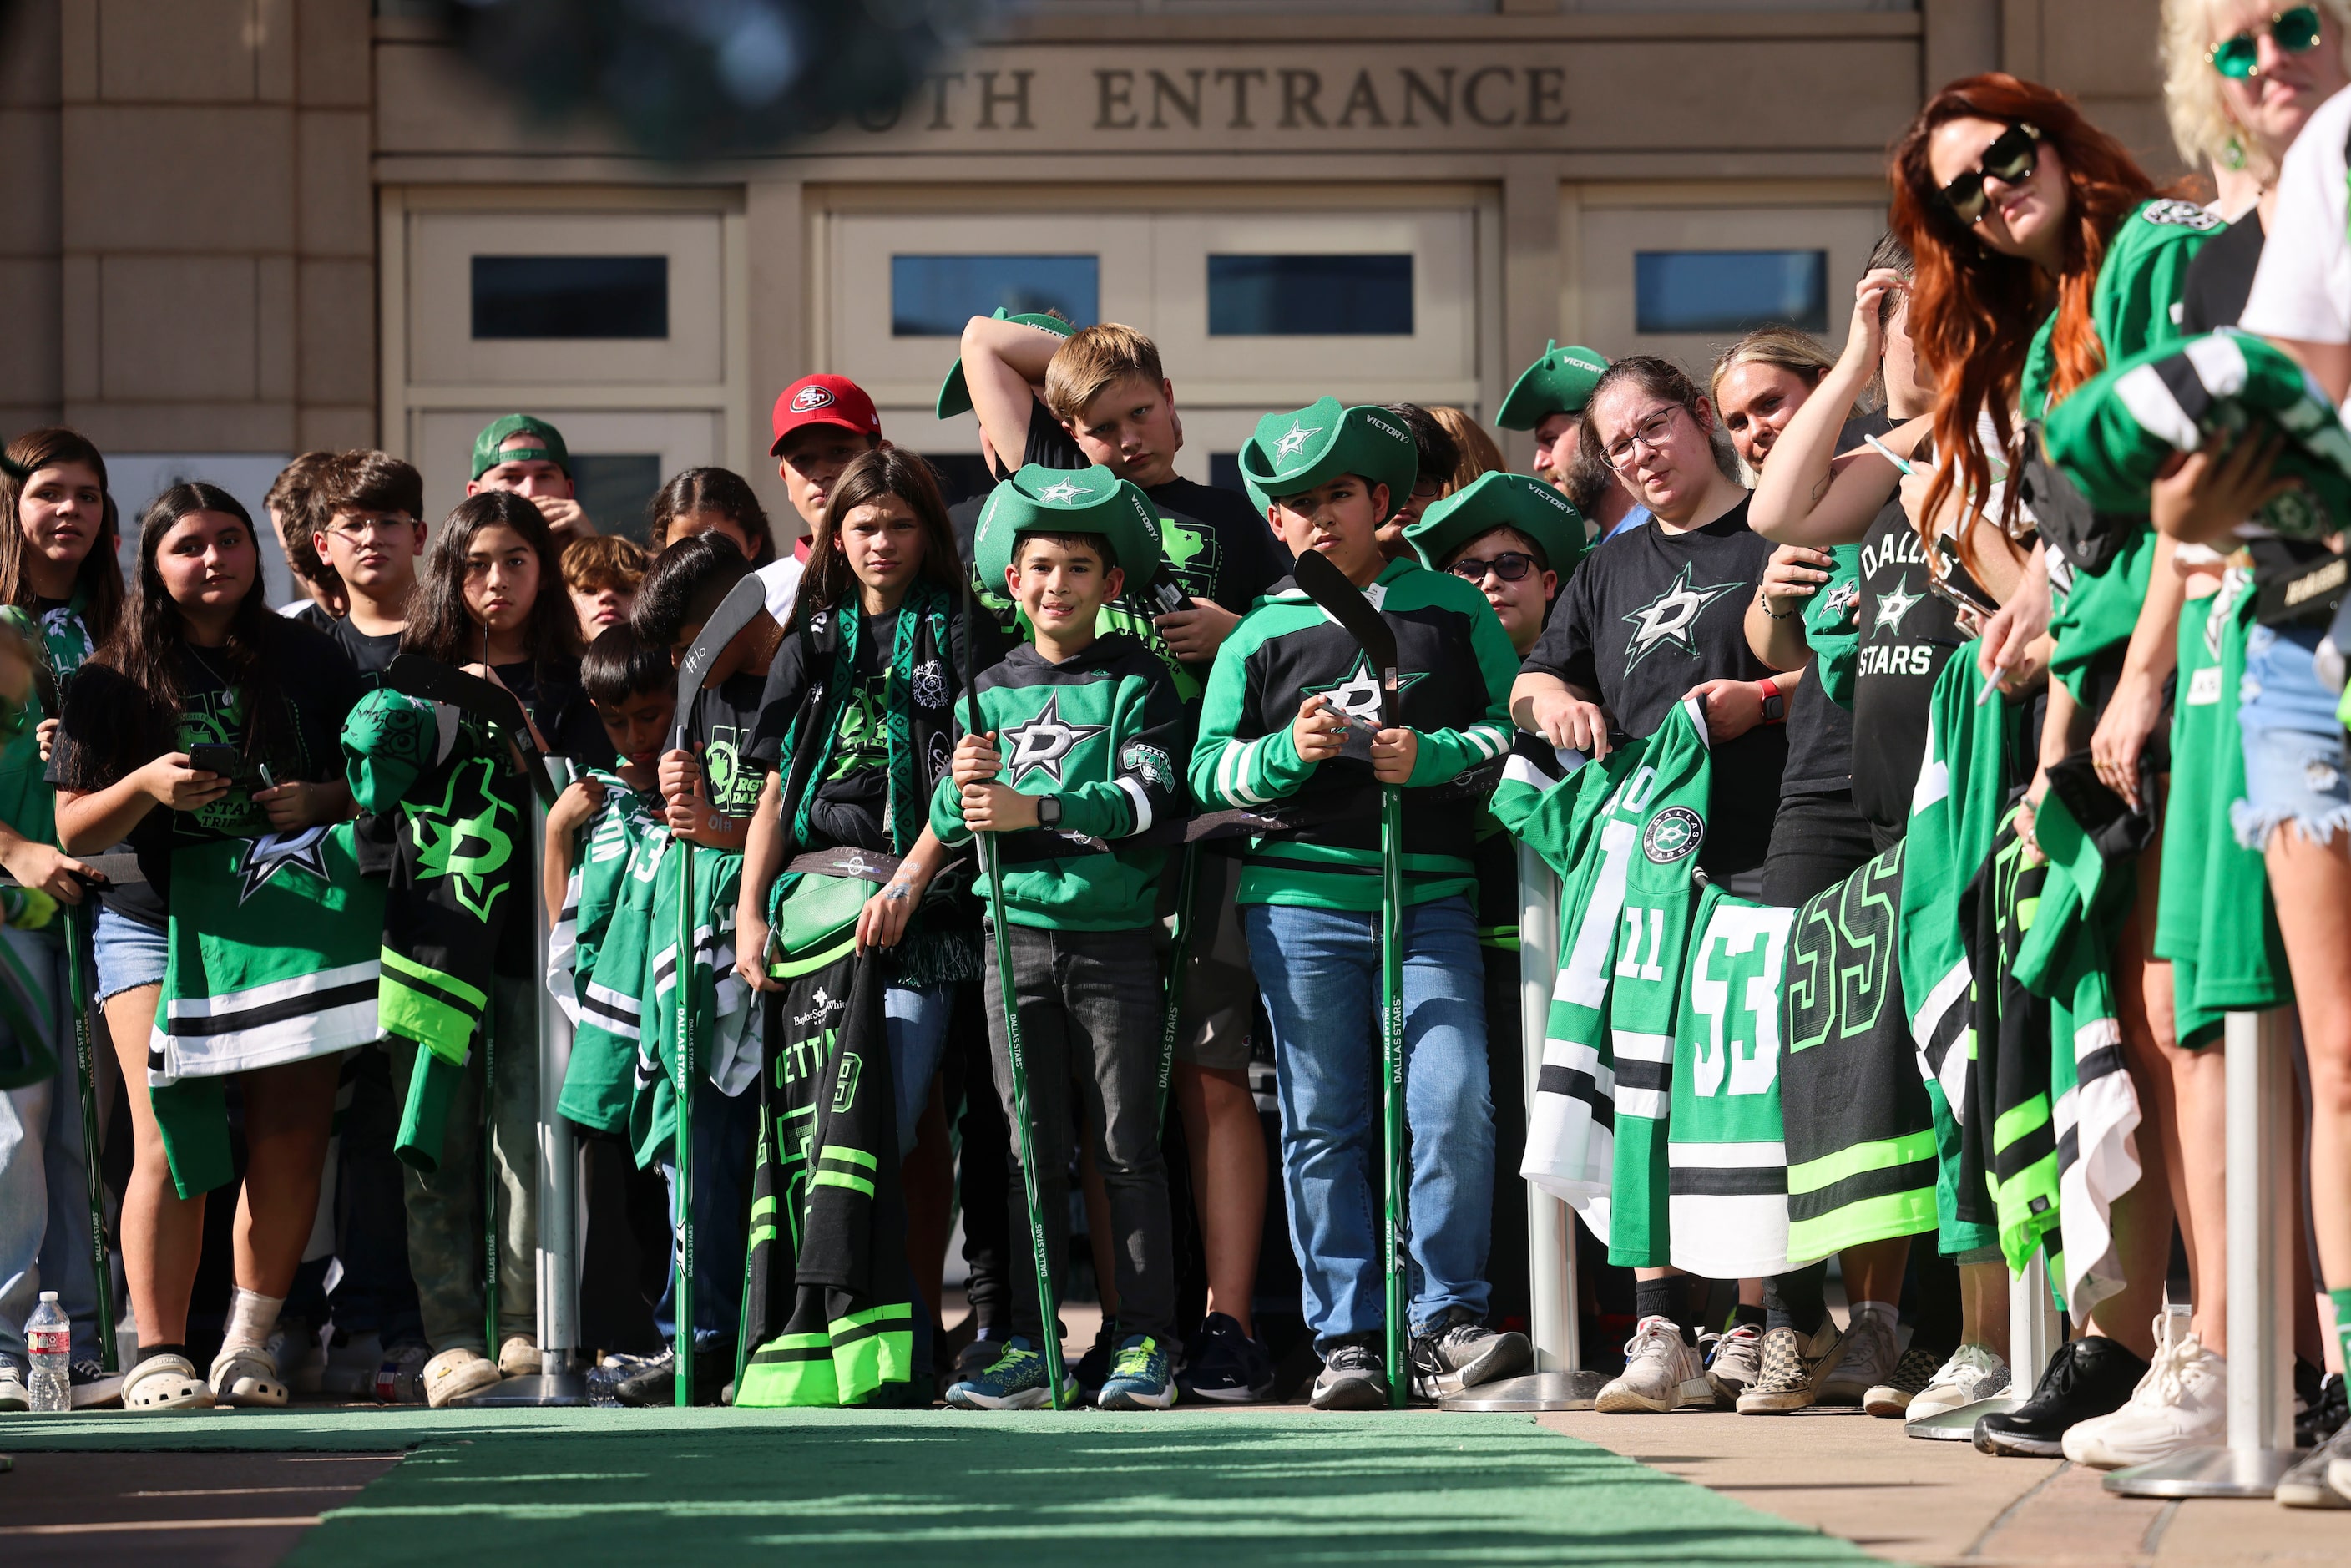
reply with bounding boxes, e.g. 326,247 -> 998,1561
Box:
321,1329 -> 384,1396
1819,1304 -> 1898,1405
1704,1323 -> 1764,1407
1906,1343 -> 2010,1419
2061,1315 -> 2226,1469
1595,1315 -> 1711,1414
0,1362 -> 26,1411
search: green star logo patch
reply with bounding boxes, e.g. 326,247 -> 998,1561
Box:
408,756 -> 517,922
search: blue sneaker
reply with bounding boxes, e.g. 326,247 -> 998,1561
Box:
945,1337 -> 1078,1411
1178,1313 -> 1274,1404
1097,1334 -> 1177,1410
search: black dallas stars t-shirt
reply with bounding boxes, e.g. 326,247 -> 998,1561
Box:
1849,499 -> 1980,834
689,670 -> 772,821
1522,494 -> 1787,873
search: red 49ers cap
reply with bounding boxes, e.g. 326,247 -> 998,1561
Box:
769,373 -> 882,454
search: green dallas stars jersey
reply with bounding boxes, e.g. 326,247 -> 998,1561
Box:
1191,554 -> 1517,913
145,825 -> 385,1196
1489,698 -> 1708,1252
2152,569 -> 2290,1045
1780,844 -> 1937,1263
928,631 -> 1188,932
549,772 -> 666,1137
628,838 -> 756,1169
2026,199 -> 2221,704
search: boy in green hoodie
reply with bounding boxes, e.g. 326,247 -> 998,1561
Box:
1191,399 -> 1531,1409
932,465 -> 1189,1411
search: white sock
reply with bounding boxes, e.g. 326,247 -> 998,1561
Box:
221,1288 -> 285,1357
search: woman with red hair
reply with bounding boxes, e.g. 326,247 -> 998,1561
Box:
1890,73 -> 2224,1460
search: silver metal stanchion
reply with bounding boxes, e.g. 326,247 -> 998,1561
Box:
1906,1247 -> 2055,1439
1443,838 -> 1605,1412
2109,1008 -> 2296,1495
467,759 -> 586,1406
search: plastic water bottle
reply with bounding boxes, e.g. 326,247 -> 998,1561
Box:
25,1291 -> 70,1412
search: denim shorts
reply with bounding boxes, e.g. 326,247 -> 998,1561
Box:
2234,622 -> 2351,850
92,903 -> 168,1004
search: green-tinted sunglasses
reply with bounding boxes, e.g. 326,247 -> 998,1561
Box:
2208,6 -> 2323,78
1940,122 -> 2042,225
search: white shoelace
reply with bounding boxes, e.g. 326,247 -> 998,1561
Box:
1926,1343 -> 2001,1391
2138,1315 -> 2216,1410
1621,1315 -> 1684,1367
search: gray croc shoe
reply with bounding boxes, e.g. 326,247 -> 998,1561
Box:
210,1344 -> 290,1408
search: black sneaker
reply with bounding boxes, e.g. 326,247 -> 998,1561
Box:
614,1348 -> 729,1408
68,1359 -> 124,1410
1973,1336 -> 2150,1458
1178,1313 -> 1275,1404
1408,1308 -> 1532,1399
2298,1368 -> 2346,1449
1310,1338 -> 1391,1411
1074,1316 -> 1121,1400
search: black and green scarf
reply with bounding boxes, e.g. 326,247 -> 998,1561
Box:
767,582 -> 974,985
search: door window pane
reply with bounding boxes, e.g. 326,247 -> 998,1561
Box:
472,256 -> 669,340
1635,250 -> 1828,335
890,255 -> 1098,336
1208,255 -> 1413,336
569,453 -> 665,544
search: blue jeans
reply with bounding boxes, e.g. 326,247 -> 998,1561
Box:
884,981 -> 954,1159
0,928 -> 101,1369
1243,895 -> 1494,1351
654,1073 -> 758,1355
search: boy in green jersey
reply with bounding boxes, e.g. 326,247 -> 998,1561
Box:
933,465 -> 1187,1412
1193,399 -> 1529,1410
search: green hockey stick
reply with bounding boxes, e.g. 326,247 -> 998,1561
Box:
31,657 -> 119,1374
666,575 -> 770,1406
1291,548 -> 1409,1408
960,579 -> 1067,1409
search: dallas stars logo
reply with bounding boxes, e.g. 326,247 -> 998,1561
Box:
999,694 -> 1108,784
1621,565 -> 1742,671
1038,478 -> 1089,506
1301,653 -> 1426,725
1874,575 -> 1922,634
236,826 -> 335,906
409,756 -> 516,922
1271,420 -> 1322,464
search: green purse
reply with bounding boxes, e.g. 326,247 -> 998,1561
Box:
767,871 -> 876,979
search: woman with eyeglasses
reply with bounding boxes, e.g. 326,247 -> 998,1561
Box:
1507,357 -> 1797,1415
1889,73 -> 2225,1461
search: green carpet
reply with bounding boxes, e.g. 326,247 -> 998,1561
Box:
2,1407 -> 1881,1565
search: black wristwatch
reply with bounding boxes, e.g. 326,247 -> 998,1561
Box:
1757,678 -> 1787,724
1035,793 -> 1063,829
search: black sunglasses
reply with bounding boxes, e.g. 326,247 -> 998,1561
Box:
1448,550 -> 1540,584
1939,122 -> 2042,225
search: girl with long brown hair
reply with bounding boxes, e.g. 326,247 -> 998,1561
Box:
50,483 -> 364,1413
1892,71 -> 2225,1460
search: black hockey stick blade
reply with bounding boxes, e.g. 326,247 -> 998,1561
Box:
1292,548 -> 1401,727
387,654 -> 531,736
672,574 -> 771,754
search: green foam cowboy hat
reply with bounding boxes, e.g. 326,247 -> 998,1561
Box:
1496,341 -> 1610,431
469,414 -> 570,481
934,309 -> 1079,420
1238,397 -> 1418,522
973,463 -> 1165,590
1406,470 -> 1587,577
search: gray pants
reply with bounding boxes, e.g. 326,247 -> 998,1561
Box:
982,922 -> 1175,1345
386,975 -> 537,1354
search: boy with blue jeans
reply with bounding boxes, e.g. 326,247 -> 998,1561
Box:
1191,400 -> 1532,1409
932,466 -> 1188,1410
